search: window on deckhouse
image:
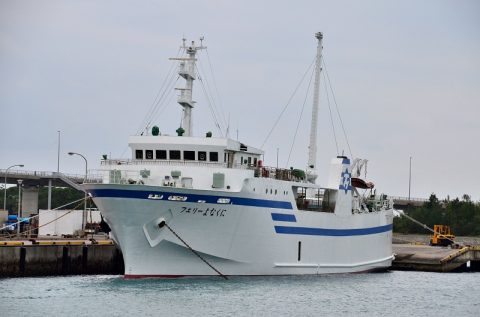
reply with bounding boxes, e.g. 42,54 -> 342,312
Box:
146,150 -> 153,160
210,152 -> 219,162
170,150 -> 181,160
135,150 -> 143,159
184,151 -> 195,160
293,187 -> 335,213
198,151 -> 207,161
156,150 -> 167,160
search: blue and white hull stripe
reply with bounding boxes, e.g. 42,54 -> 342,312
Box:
274,224 -> 393,236
88,188 -> 293,210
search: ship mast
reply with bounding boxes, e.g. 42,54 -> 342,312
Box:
306,32 -> 323,183
170,38 -> 206,137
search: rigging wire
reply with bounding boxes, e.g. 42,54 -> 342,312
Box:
196,57 -> 227,135
322,56 -> 353,158
142,71 -> 182,134
260,57 -> 316,149
195,65 -> 225,136
322,71 -> 340,155
286,65 -> 315,167
205,48 -> 230,134
150,76 -> 180,125
119,75 -> 180,158
136,46 -> 183,135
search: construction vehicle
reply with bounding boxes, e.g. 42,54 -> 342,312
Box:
430,225 -> 455,246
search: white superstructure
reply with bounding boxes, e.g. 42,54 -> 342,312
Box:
84,33 -> 394,278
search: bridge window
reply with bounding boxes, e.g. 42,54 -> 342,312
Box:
184,151 -> 195,161
198,151 -> 207,161
294,187 -> 335,213
248,157 -> 252,165
170,150 -> 181,160
145,150 -> 153,160
156,150 -> 167,160
135,150 -> 143,159
210,152 -> 219,162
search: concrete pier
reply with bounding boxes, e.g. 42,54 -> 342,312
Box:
392,244 -> 480,272
0,242 -> 124,277
2,239 -> 479,277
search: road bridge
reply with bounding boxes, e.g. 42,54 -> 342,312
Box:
1,169 -> 102,216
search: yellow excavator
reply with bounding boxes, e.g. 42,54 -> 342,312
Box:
430,225 -> 455,246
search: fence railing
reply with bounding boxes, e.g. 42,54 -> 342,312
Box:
0,169 -> 102,184
389,196 -> 429,203
100,159 -> 255,170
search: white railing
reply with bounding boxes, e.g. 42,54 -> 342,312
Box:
0,169 -> 102,183
254,166 -> 306,182
389,196 -> 429,203
85,170 -> 140,184
100,159 -> 235,168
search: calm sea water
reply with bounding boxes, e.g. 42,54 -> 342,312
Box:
1,272 -> 479,317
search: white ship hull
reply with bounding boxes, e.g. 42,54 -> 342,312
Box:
87,184 -> 393,277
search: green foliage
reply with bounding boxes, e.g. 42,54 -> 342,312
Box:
393,193 -> 480,236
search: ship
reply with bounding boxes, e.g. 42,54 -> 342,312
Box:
84,33 -> 394,278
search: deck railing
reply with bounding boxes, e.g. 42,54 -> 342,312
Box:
100,159 -> 237,169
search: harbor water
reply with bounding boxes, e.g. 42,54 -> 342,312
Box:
0,271 -> 479,316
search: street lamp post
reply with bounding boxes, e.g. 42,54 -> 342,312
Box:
68,152 -> 88,234
4,164 -> 24,211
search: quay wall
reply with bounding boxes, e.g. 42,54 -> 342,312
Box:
0,244 -> 124,277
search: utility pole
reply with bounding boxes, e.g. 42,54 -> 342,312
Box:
57,130 -> 61,172
408,156 -> 412,202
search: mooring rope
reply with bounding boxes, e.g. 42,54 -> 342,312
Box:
0,196 -> 88,232
396,210 -> 457,245
163,222 -> 228,280
19,200 -> 85,236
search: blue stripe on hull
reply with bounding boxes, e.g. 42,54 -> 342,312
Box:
271,213 -> 297,222
88,188 -> 293,210
274,224 -> 392,236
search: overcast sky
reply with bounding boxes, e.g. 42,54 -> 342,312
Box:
1,0 -> 479,200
